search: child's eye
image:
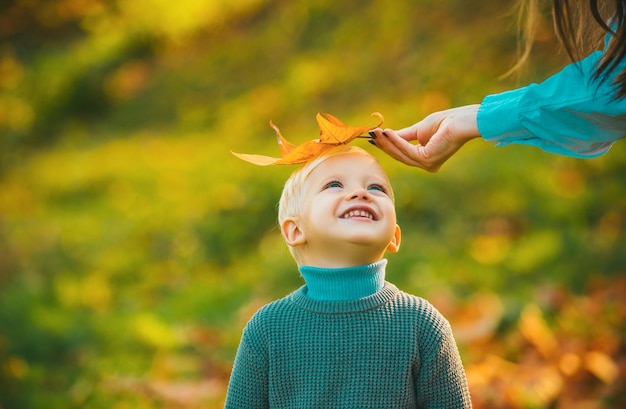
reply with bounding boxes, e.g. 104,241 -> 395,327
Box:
368,184 -> 387,193
323,180 -> 343,190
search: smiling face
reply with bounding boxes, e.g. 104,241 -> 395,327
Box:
280,149 -> 401,268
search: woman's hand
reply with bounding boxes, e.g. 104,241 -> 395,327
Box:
369,104 -> 481,172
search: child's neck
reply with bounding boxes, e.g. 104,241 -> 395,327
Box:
298,259 -> 387,301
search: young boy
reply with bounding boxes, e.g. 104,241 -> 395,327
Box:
225,145 -> 472,408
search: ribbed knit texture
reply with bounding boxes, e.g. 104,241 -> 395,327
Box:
225,262 -> 472,409
299,259 -> 386,301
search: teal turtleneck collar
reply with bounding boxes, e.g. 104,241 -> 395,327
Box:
299,259 -> 387,301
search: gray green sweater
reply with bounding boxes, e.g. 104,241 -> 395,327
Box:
225,260 -> 472,408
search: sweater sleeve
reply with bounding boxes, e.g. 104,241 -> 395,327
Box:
414,303 -> 472,409
477,36 -> 626,158
224,316 -> 269,409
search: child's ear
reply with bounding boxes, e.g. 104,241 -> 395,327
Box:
386,224 -> 401,253
281,217 -> 306,247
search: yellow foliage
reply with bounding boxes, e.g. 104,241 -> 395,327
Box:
558,352 -> 581,376
0,1 -> 624,407
286,56 -> 336,98
468,234 -> 511,265
519,304 -> 557,359
507,230 -> 561,273
132,313 -> 178,349
584,350 -> 619,384
55,272 -> 112,312
448,292 -> 503,344
116,0 -> 265,41
505,365 -> 563,408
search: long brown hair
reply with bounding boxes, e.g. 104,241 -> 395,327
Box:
514,0 -> 626,98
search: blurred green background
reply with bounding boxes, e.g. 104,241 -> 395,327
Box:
0,0 -> 624,408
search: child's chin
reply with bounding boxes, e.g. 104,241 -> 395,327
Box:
343,236 -> 390,250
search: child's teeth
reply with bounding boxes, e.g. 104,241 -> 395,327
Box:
343,210 -> 373,219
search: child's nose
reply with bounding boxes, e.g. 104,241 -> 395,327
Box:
347,187 -> 371,201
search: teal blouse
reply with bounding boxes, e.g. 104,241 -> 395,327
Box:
478,31 -> 626,158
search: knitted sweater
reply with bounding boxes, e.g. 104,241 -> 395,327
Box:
224,260 -> 472,408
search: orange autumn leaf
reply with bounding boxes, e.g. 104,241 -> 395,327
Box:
232,112 -> 384,166
584,351 -> 619,384
519,304 -> 557,359
271,120 -> 295,157
317,112 -> 383,144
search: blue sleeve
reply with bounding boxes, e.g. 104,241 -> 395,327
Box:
477,38 -> 626,158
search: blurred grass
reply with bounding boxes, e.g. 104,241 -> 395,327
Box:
1,0 -> 625,408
